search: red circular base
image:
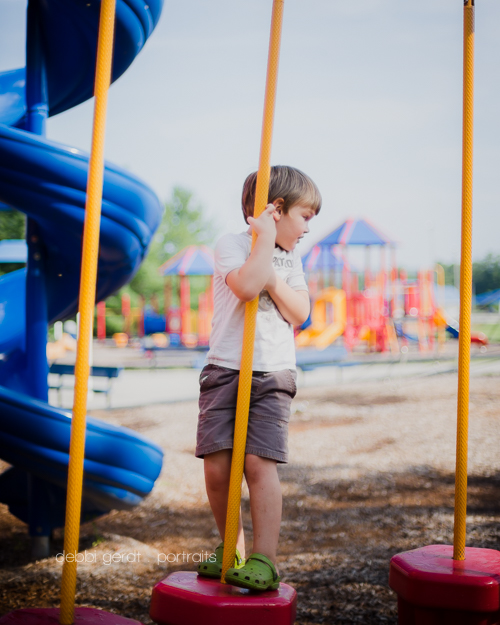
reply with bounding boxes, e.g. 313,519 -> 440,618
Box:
150,571 -> 297,625
0,607 -> 143,624
390,544 -> 500,624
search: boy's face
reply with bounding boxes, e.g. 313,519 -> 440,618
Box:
274,202 -> 315,252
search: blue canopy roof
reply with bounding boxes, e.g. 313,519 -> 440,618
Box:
317,218 -> 394,247
0,239 -> 27,263
301,245 -> 345,272
159,245 -> 214,276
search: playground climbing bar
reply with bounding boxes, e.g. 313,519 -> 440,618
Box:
221,0 -> 285,582
59,0 -> 116,622
453,0 -> 474,562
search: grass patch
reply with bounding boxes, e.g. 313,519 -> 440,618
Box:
472,323 -> 500,342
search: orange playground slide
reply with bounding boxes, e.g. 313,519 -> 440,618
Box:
296,287 -> 347,350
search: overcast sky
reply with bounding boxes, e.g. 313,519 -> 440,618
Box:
1,0 -> 499,270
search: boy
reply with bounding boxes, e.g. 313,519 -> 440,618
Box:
196,165 -> 321,590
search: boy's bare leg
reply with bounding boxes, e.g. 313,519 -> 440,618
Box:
244,454 -> 281,571
204,449 -> 245,557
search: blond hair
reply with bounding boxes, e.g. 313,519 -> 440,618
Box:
241,165 -> 321,223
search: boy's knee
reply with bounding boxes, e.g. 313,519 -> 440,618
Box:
244,454 -> 276,484
204,451 -> 232,490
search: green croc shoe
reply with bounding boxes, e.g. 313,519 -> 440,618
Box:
224,552 -> 280,591
197,542 -> 244,579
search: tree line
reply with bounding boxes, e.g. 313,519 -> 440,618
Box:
440,255 -> 500,296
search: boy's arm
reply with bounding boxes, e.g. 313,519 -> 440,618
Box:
265,271 -> 310,326
226,204 -> 277,302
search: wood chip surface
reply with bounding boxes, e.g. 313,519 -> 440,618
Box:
1,368 -> 500,624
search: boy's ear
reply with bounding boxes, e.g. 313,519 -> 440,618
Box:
273,198 -> 284,219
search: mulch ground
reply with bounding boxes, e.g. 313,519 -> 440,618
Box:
1,370 -> 500,624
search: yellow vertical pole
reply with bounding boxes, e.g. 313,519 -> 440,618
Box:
453,0 -> 474,562
221,0 -> 285,582
59,0 -> 116,622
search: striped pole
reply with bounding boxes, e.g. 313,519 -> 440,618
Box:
221,0 -> 285,582
59,0 -> 116,621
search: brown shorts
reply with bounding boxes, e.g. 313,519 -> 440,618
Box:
195,364 -> 297,464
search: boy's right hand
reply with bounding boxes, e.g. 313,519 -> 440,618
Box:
247,203 -> 279,241
229,203 -> 278,301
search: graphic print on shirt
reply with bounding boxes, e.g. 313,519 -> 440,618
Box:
258,289 -> 278,313
258,249 -> 295,316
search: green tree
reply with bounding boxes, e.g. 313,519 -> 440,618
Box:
127,187 -> 216,307
438,255 -> 500,295
0,209 -> 26,276
472,254 -> 500,295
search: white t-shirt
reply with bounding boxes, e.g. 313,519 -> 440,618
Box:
206,231 -> 308,371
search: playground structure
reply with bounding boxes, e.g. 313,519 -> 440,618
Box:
161,245 -> 214,347
93,245 -> 215,349
0,0 -> 498,624
87,234 -> 488,355
139,244 -> 215,347
91,232 -> 490,359
296,286 -> 347,350
95,216 -> 490,357
96,293 -> 143,344
296,218 -> 398,353
95,218 -> 488,356
297,221 -> 488,354
0,0 -> 164,599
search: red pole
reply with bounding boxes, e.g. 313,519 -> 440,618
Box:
121,292 -> 130,317
96,301 -> 106,341
198,292 -> 209,347
180,276 -> 191,341
121,292 -> 131,336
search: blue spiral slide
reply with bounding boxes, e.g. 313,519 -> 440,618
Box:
0,0 -> 165,547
